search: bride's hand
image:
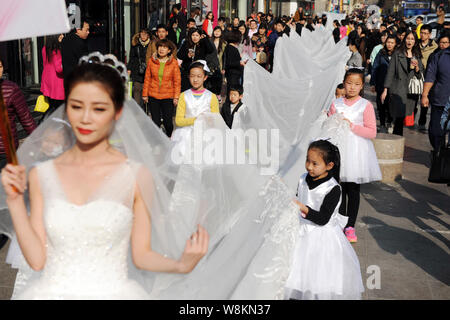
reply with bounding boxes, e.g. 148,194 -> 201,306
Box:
178,224 -> 209,273
1,164 -> 27,200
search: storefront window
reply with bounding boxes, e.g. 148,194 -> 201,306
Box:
20,38 -> 35,87
220,0 -> 239,18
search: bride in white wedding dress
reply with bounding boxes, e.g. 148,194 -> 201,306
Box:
1,60 -> 208,299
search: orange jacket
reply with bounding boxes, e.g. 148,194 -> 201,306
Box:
142,55 -> 181,100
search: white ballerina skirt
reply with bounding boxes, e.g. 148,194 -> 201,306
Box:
284,215 -> 364,300
340,131 -> 382,184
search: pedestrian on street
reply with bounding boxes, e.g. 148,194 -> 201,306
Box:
39,34 -> 65,124
267,19 -> 286,72
146,24 -> 177,60
223,30 -> 245,95
127,28 -> 151,109
177,28 -> 215,92
0,58 -> 37,251
237,21 -> 253,62
169,3 -> 187,47
368,30 -> 388,70
346,37 -> 363,69
61,19 -> 89,81
370,34 -> 397,132
416,24 -> 439,131
142,39 -> 180,137
382,30 -> 424,136
202,11 -> 215,38
421,33 -> 450,150
332,20 -> 341,43
205,26 -> 227,97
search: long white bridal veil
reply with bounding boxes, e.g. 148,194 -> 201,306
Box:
0,99 -> 300,299
0,27 -> 350,299
239,28 -> 350,189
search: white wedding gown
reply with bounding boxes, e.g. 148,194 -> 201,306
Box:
13,159 -> 149,300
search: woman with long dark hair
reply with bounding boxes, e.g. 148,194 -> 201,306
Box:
237,21 -> 253,62
202,11 -> 214,37
205,26 -> 227,97
356,23 -> 368,68
251,23 -> 269,68
177,27 -> 215,91
370,34 -> 397,132
40,34 -> 65,123
382,30 -> 424,135
332,20 -> 341,43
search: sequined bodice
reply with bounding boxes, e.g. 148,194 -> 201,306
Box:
36,160 -> 138,295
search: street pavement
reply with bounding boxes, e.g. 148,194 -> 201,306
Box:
0,82 -> 448,300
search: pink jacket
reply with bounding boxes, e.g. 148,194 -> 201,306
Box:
339,26 -> 347,40
41,47 -> 65,100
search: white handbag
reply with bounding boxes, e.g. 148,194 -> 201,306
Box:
408,73 -> 424,95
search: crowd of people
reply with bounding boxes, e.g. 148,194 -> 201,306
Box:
0,2 -> 449,301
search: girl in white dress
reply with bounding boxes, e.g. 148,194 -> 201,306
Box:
285,139 -> 364,300
171,60 -> 220,159
327,68 -> 382,243
0,59 -> 209,299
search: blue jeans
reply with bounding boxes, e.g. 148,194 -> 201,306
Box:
428,105 -> 445,150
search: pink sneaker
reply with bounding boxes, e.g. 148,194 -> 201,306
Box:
345,227 -> 357,243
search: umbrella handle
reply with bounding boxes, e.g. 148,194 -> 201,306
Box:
0,88 -> 19,193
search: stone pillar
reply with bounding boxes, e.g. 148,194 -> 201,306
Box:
238,0 -> 247,19
372,133 -> 405,182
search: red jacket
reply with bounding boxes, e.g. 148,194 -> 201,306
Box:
202,19 -> 214,37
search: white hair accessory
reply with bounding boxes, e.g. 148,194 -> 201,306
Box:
192,59 -> 211,73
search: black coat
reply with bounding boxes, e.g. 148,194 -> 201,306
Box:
384,50 -> 424,118
223,44 -> 242,82
177,37 -> 215,72
296,23 -> 304,37
220,101 -> 243,128
370,49 -> 392,93
61,31 -> 88,80
332,27 -> 340,43
127,40 -> 149,83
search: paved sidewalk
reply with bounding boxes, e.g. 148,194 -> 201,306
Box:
353,87 -> 449,299
0,85 -> 448,300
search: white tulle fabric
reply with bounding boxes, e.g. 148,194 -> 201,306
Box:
333,97 -> 382,183
284,173 -> 364,300
238,28 -> 351,190
0,27 -> 362,300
